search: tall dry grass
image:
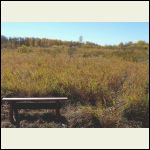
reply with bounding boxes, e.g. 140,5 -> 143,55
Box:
1,47 -> 149,127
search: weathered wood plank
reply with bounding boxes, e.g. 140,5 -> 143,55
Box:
2,97 -> 68,101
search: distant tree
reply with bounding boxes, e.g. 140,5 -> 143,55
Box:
1,35 -> 8,48
136,40 -> 149,50
1,35 -> 8,43
137,40 -> 147,45
86,41 -> 99,47
119,42 -> 124,50
125,41 -> 133,47
79,36 -> 83,43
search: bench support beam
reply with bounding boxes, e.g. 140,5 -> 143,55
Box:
8,101 -> 64,124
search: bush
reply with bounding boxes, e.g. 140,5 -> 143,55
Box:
65,106 -> 102,128
83,51 -> 104,58
17,45 -> 32,53
68,44 -> 77,57
123,95 -> 149,127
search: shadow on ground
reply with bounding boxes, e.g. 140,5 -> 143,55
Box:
11,111 -> 69,128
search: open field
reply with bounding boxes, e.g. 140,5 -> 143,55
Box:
1,42 -> 149,128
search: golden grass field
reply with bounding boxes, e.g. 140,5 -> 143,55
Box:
1,45 -> 149,128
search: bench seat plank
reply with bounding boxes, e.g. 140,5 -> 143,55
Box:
2,97 -> 68,101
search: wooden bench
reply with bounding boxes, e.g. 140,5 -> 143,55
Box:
2,97 -> 68,124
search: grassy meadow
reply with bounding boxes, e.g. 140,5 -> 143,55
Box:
1,43 -> 149,128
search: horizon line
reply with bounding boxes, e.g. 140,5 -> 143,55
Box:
1,35 -> 149,46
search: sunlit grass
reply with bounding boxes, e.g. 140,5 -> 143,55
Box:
1,47 -> 149,127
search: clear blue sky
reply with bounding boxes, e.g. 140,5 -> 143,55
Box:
1,22 -> 149,45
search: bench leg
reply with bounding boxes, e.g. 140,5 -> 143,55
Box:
9,102 -> 14,124
56,108 -> 60,116
9,102 -> 19,125
13,107 -> 19,123
56,101 -> 61,116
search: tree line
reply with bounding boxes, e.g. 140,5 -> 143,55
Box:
1,35 -> 149,50
1,35 -> 82,49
